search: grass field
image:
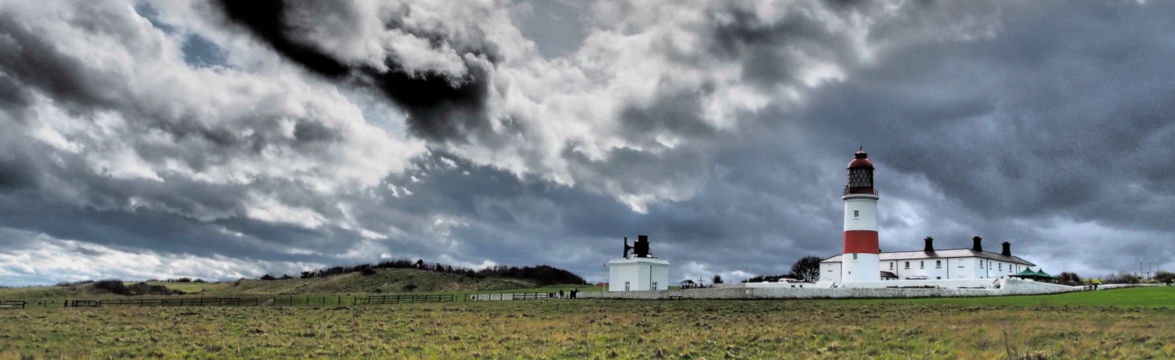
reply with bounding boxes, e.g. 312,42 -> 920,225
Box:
1,287 -> 1173,359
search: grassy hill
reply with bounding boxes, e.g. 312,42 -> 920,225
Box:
216,268 -> 538,296
0,267 -> 551,299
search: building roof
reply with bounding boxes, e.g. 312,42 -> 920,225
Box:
821,248 -> 1035,266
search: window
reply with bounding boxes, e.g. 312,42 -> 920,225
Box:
904,261 -> 910,269
936,260 -> 942,269
999,263 -> 1003,271
889,262 -> 894,270
652,282 -> 657,290
854,210 -> 860,217
852,253 -> 858,260
624,281 -> 630,291
979,261 -> 983,269
920,261 -> 924,269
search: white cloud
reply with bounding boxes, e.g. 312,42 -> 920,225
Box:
0,228 -> 319,286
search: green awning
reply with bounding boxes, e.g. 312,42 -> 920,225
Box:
1011,268 -> 1053,279
1012,268 -> 1037,277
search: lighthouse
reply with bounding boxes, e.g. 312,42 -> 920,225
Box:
841,148 -> 880,283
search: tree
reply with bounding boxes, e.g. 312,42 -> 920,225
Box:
1154,271 -> 1175,284
788,256 -> 823,283
712,274 -> 724,284
1056,272 -> 1081,285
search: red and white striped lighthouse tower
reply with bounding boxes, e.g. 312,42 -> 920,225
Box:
842,148 -> 880,283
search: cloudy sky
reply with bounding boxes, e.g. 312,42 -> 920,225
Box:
1,0 -> 1172,286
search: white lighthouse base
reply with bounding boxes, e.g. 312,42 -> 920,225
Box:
841,253 -> 880,282
607,258 -> 669,292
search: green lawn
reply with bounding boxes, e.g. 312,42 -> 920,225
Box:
841,285 -> 1175,307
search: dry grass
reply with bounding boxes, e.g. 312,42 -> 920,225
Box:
0,297 -> 1172,359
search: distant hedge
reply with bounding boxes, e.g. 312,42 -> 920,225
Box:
92,280 -> 181,295
259,259 -> 586,285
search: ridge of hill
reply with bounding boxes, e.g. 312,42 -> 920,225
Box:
0,266 -> 580,298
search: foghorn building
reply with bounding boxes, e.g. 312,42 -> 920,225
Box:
818,149 -> 1036,286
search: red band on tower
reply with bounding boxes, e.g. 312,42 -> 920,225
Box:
843,230 -> 879,254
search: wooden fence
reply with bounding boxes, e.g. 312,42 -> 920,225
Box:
0,300 -> 26,309
356,294 -> 456,304
467,292 -> 555,301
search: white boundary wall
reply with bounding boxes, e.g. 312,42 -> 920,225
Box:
580,278 -> 1091,300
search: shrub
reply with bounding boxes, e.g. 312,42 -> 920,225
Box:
743,274 -> 789,283
276,259 -> 586,285
1056,272 -> 1082,286
93,280 -> 130,295
1102,273 -> 1141,284
1154,271 -> 1174,284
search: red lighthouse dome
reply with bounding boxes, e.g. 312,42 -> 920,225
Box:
847,147 -> 874,169
844,147 -> 876,196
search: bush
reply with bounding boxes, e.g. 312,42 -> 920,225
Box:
277,259 -> 586,286
743,274 -> 789,283
1102,273 -> 1141,284
260,274 -> 277,281
1154,271 -> 1174,284
1056,272 -> 1082,286
93,279 -> 130,295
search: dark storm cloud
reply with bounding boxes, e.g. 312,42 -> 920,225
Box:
0,16 -> 117,112
1,0 -> 1173,285
215,0 -> 492,142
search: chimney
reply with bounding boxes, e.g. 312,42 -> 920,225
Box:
972,236 -> 983,252
1001,242 -> 1011,256
923,236 -> 934,252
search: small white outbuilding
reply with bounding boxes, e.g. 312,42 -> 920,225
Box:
607,257 -> 669,291
607,235 -> 670,292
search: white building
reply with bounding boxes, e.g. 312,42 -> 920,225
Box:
819,149 -> 1036,286
607,235 -> 670,292
607,258 -> 670,291
820,236 -> 1035,283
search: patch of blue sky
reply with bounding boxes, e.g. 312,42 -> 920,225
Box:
133,2 -> 175,34
343,88 -> 412,139
181,34 -> 228,68
134,1 -> 227,68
